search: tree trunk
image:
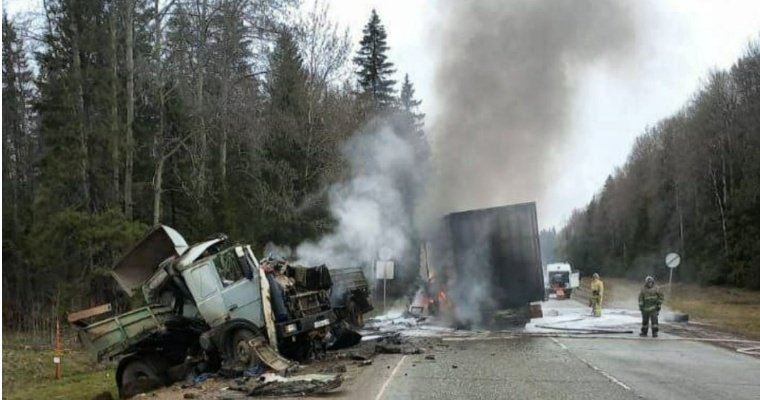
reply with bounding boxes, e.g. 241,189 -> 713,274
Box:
153,138 -> 188,225
124,0 -> 135,219
709,160 -> 730,257
151,0 -> 165,225
219,78 -> 228,185
71,17 -> 90,210
195,0 -> 208,193
110,3 -> 120,208
152,156 -> 165,225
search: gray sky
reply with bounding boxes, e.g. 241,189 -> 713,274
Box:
5,0 -> 760,229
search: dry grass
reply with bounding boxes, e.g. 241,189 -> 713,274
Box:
667,282 -> 760,340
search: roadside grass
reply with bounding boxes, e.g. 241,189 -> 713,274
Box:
667,282 -> 760,340
2,333 -> 117,400
584,277 -> 760,340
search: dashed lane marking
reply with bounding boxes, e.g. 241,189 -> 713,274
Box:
550,337 -> 632,392
374,355 -> 407,400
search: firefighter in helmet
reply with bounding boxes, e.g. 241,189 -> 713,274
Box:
590,273 -> 604,317
639,276 -> 664,337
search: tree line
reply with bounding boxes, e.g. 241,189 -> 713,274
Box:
2,1 -> 427,334
559,39 -> 760,289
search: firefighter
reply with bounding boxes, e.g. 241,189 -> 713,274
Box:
639,276 -> 664,337
590,273 -> 604,317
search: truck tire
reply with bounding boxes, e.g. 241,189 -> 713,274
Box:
347,300 -> 364,328
118,357 -> 166,399
228,329 -> 261,367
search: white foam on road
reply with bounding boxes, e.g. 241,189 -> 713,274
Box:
526,302 -> 641,333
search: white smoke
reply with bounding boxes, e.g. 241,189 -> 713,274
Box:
295,123 -> 421,273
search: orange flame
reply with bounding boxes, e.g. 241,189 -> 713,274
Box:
438,290 -> 448,304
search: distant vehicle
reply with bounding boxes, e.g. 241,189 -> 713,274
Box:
68,226 -> 368,398
544,262 -> 579,299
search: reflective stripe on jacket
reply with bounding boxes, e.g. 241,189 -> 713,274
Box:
639,285 -> 663,312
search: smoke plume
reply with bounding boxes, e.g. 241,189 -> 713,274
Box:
423,0 -> 638,224
295,123 -> 423,276
423,0 -> 639,324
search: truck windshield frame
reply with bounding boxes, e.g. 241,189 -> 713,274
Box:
212,248 -> 245,287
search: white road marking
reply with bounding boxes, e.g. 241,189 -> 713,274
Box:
550,337 -> 568,350
374,355 -> 407,400
551,337 -> 632,391
578,356 -> 632,391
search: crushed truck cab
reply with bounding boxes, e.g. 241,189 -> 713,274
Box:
72,226 -> 342,398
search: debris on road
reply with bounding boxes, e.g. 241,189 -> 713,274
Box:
232,373 -> 343,396
425,354 -> 435,360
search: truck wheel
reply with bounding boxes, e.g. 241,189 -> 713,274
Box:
347,300 -> 365,328
118,358 -> 166,399
229,329 -> 260,367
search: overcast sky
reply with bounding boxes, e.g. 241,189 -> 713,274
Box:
5,0 -> 760,229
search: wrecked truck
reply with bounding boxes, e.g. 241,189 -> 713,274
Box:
419,202 -> 545,327
69,225 -> 366,398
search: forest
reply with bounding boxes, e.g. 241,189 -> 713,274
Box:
559,39 -> 760,290
2,0 -> 427,334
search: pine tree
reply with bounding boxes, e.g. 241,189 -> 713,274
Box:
260,30 -> 326,245
3,13 -> 36,226
399,73 -> 425,132
396,73 -> 429,161
353,9 -> 396,109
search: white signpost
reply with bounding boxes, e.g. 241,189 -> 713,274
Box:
376,260 -> 394,312
665,252 -> 681,294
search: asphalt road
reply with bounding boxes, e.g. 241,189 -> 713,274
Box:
335,300 -> 760,400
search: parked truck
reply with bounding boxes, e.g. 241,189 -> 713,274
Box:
423,202 -> 545,327
69,226 -> 365,398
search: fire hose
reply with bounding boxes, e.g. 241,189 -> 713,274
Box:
533,324 -> 634,334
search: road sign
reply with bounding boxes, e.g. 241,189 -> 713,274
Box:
375,261 -> 395,312
375,261 -> 394,280
665,253 -> 681,269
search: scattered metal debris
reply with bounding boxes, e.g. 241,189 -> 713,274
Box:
232,373 -> 343,396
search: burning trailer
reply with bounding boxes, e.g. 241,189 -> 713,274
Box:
413,202 -> 545,327
67,226 -> 372,398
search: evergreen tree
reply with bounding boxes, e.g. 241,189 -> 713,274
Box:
260,30 -> 330,245
2,14 -> 36,229
399,73 -> 425,133
353,9 -> 396,108
396,73 -> 429,161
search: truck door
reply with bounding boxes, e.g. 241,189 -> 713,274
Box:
183,248 -> 264,327
215,247 -> 264,326
184,262 -> 228,326
569,272 -> 580,289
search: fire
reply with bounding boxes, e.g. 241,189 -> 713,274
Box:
438,290 -> 448,304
